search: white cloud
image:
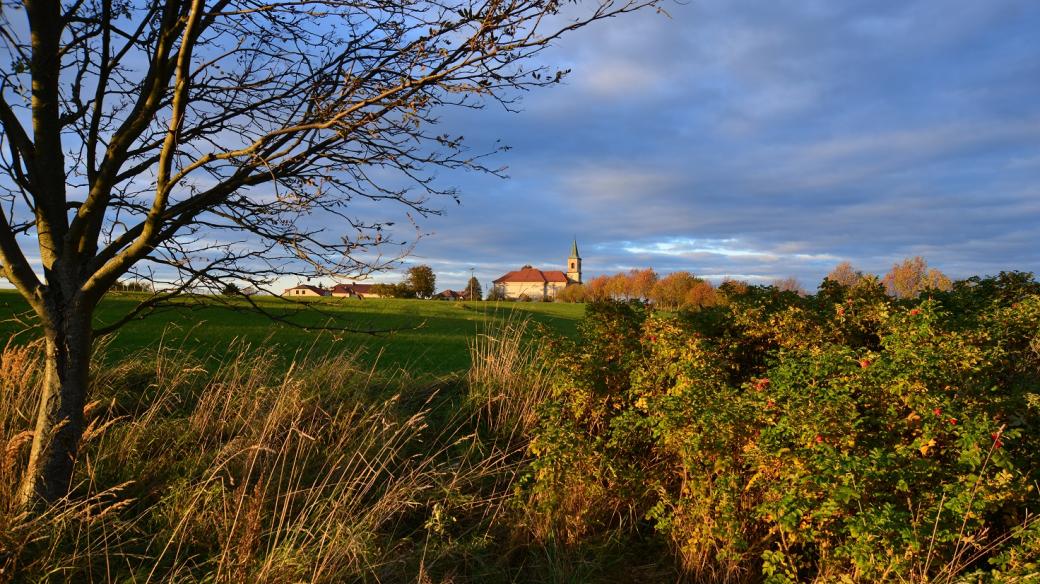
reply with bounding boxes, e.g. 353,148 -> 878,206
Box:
579,61 -> 664,97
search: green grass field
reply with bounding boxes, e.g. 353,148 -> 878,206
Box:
0,290 -> 583,377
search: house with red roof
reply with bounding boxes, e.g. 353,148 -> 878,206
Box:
492,240 -> 582,301
435,289 -> 466,301
282,284 -> 330,297
330,282 -> 384,299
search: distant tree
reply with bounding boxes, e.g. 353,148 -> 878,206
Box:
584,275 -> 611,301
883,257 -> 953,299
464,277 -> 483,301
557,284 -> 587,303
719,279 -> 750,298
487,286 -> 507,301
773,277 -> 806,296
221,282 -> 241,296
628,268 -> 658,300
684,280 -> 718,310
368,282 -> 414,298
650,271 -> 699,310
405,265 -> 436,299
370,283 -> 397,298
719,278 -> 752,305
926,268 -> 953,293
606,272 -> 631,300
392,283 -> 418,299
109,280 -> 153,293
825,261 -> 863,287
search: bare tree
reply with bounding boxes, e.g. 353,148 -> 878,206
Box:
0,0 -> 656,506
772,276 -> 806,296
825,261 -> 863,287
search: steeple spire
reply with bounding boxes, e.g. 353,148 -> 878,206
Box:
566,238 -> 582,284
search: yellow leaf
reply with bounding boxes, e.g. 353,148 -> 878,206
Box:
919,438 -> 936,456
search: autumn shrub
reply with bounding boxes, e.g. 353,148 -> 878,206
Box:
525,301 -> 650,543
525,277 -> 1040,582
556,283 -> 587,303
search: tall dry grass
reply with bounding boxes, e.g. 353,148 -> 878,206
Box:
0,316 -> 551,583
467,313 -> 554,440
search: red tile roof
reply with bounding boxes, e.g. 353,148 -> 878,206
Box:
331,283 -> 375,294
283,284 -> 330,296
493,267 -> 570,284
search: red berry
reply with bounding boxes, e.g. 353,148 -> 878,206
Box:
949,418 -> 957,425
815,434 -> 824,444
933,408 -> 942,416
836,307 -> 845,316
766,399 -> 776,409
995,441 -> 1004,448
859,359 -> 871,368
910,308 -> 921,316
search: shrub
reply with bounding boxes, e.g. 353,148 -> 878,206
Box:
525,279 -> 1040,582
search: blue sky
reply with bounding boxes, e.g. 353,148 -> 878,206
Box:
385,0 -> 1040,292
2,1 -> 1037,295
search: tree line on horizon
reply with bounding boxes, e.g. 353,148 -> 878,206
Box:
557,256 -> 956,308
367,265 -> 483,301
105,256 -> 955,306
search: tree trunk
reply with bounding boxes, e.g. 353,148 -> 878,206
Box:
18,309 -> 93,507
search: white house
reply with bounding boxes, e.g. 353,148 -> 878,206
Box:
282,284 -> 330,297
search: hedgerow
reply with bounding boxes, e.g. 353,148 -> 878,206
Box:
525,273 -> 1040,582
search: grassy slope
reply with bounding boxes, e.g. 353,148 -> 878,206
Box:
0,289 -> 583,378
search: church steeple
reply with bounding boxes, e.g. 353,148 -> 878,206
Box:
566,238 -> 582,284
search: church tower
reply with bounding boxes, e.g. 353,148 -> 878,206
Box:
566,239 -> 582,284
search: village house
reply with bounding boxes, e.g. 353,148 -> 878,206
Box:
282,284 -> 330,297
282,282 -> 385,298
435,289 -> 466,301
492,240 -> 582,301
330,282 -> 384,299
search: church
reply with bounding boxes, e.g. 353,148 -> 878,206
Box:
491,240 -> 582,301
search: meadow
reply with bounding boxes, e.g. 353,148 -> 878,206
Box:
0,291 -> 589,582
0,290 -> 583,378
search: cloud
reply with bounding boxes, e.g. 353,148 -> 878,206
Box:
5,0 -> 1039,295
396,0 -> 1040,291
578,60 -> 666,98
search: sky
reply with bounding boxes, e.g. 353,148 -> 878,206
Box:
2,1 -> 1038,295
383,0 -> 1040,292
